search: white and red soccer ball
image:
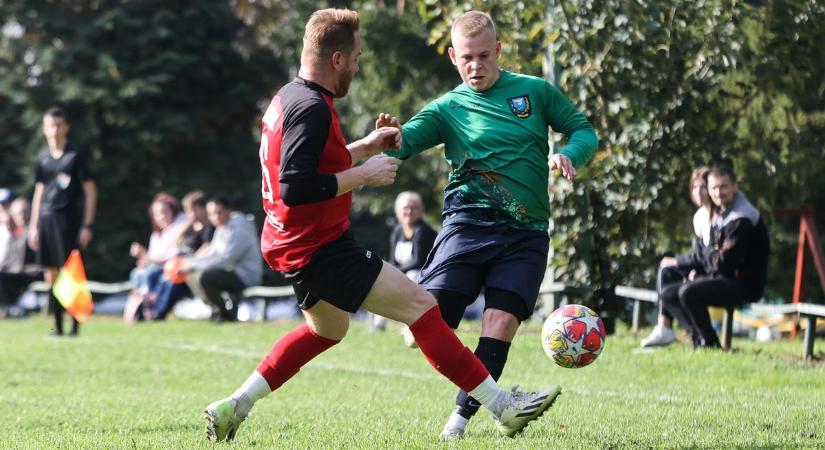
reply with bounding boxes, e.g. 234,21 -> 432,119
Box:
541,304 -> 606,368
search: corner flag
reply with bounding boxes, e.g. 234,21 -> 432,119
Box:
52,250 -> 94,323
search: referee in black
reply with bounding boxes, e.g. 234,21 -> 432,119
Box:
28,107 -> 97,336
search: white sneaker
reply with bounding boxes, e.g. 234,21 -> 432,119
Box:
204,397 -> 246,442
439,425 -> 465,440
401,325 -> 418,348
640,326 -> 677,347
493,386 -> 561,438
439,411 -> 469,440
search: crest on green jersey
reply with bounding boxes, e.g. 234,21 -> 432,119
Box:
507,95 -> 531,118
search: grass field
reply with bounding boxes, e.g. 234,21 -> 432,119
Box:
2,316 -> 824,449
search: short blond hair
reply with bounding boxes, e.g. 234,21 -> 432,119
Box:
451,11 -> 496,39
303,8 -> 360,59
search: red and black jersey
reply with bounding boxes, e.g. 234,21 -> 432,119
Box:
259,77 -> 352,272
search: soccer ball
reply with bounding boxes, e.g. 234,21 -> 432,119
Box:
541,304 -> 606,368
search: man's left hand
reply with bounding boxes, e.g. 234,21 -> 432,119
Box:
375,112 -> 401,130
78,227 -> 93,248
550,154 -> 576,180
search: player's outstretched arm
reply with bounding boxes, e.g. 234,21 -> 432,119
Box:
347,127 -> 401,163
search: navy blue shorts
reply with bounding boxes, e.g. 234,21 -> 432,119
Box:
282,231 -> 383,313
418,222 -> 549,318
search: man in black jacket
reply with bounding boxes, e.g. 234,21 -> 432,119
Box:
662,165 -> 770,348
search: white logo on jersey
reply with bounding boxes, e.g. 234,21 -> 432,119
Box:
56,172 -> 71,190
266,211 -> 285,233
262,103 -> 280,129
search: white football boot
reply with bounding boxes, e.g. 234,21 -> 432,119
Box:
204,397 -> 246,442
493,385 -> 561,438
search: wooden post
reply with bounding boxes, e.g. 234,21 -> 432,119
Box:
777,208 -> 825,338
721,306 -> 734,350
632,299 -> 642,332
803,315 -> 816,359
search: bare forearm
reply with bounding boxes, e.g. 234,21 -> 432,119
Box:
335,165 -> 367,196
82,181 -> 97,226
346,139 -> 371,165
29,184 -> 43,231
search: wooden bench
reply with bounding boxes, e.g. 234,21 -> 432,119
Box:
614,284 -> 744,350
544,283 -> 745,350
748,302 -> 825,359
240,285 -> 295,321
25,280 -> 294,320
27,280 -> 133,296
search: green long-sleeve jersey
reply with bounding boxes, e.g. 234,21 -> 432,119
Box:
388,70 -> 598,231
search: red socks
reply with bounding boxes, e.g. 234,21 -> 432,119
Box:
408,306 -> 490,393
256,324 -> 339,391
256,307 -> 489,394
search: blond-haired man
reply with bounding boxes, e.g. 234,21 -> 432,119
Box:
380,10 -> 599,439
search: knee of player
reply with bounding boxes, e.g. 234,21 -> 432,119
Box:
410,287 -> 437,311
397,288 -> 437,324
483,308 -> 519,327
308,316 -> 349,341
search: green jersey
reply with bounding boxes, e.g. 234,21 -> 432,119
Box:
390,70 -> 598,231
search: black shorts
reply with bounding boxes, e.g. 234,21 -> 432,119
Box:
282,231 -> 383,313
37,211 -> 78,268
419,221 -> 549,319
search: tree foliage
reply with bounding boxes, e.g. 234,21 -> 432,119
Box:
0,0 -> 281,280
1,0 -> 823,299
414,0 -> 825,298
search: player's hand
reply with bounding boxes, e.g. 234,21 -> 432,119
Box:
687,269 -> 697,281
660,256 -> 677,268
375,112 -> 401,130
360,154 -> 399,187
362,127 -> 401,155
77,227 -> 93,249
550,154 -> 576,180
28,227 -> 39,252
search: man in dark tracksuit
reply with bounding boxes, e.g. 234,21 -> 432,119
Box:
662,165 -> 770,348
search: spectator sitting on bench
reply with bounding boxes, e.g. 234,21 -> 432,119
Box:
0,197 -> 43,316
641,166 -> 712,347
146,190 -> 215,321
175,197 -> 262,322
660,164 -> 770,349
124,192 -> 188,323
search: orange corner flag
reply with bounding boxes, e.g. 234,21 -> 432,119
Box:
52,250 -> 94,323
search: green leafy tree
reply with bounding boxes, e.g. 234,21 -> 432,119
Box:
228,1 -> 458,258
0,0 -> 281,280
713,0 -> 825,299
412,0 -> 825,302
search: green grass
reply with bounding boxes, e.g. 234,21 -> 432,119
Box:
2,316 -> 824,449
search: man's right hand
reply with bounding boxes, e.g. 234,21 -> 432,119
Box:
359,154 -> 399,187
